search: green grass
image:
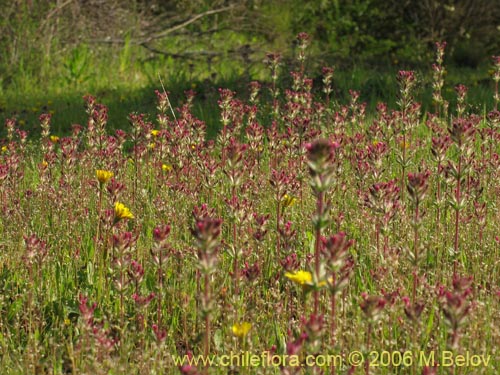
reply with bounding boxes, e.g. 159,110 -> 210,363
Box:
1,60 -> 495,143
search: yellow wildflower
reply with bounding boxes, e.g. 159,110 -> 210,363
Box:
285,270 -> 328,288
232,322 -> 252,338
162,164 -> 172,172
96,170 -> 113,185
151,129 -> 160,137
1,146 -> 7,153
285,270 -> 312,286
64,318 -> 71,326
50,135 -> 60,144
114,202 -> 134,221
149,142 -> 155,149
281,194 -> 297,208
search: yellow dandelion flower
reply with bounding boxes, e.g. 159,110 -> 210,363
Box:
64,318 -> 71,326
41,160 -> 48,168
281,194 -> 297,208
114,202 -> 134,221
151,129 -> 160,137
50,135 -> 60,144
149,142 -> 155,149
1,146 -> 7,153
162,164 -> 172,172
232,322 -> 252,338
284,270 -> 312,286
285,270 -> 328,288
96,170 -> 113,185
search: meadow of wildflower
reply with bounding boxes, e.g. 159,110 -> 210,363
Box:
0,34 -> 499,375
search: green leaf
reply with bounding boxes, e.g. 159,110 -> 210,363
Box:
86,261 -> 94,286
213,328 -> 223,352
8,298 -> 23,322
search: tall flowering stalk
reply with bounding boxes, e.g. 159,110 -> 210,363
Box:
322,67 -> 335,108
432,42 -> 448,119
306,139 -> 339,314
406,170 -> 430,375
363,180 -> 400,254
218,88 -> 235,164
23,233 -> 48,363
112,231 -> 137,328
455,84 -> 468,117
492,56 -> 500,110
151,224 -> 171,331
447,118 -> 475,275
323,233 -> 354,375
155,89 -> 172,130
269,169 -> 296,266
77,295 -> 117,370
431,135 -> 451,231
93,201 -> 134,295
246,121 -> 264,166
223,138 -> 248,295
191,206 -> 222,374
438,275 -> 473,375
486,110 -> 500,166
265,53 -> 281,120
407,171 -> 430,304
396,70 -> 417,200
39,113 -> 52,156
95,169 -> 113,263
360,293 -> 386,375
296,32 -> 310,74
128,114 -> 150,204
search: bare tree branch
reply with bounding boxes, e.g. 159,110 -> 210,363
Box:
142,5 -> 234,42
140,43 -> 223,59
88,5 -> 235,46
41,0 -> 73,27
140,42 -> 259,61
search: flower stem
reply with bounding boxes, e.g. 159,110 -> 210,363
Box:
314,191 -> 324,315
454,154 -> 462,276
